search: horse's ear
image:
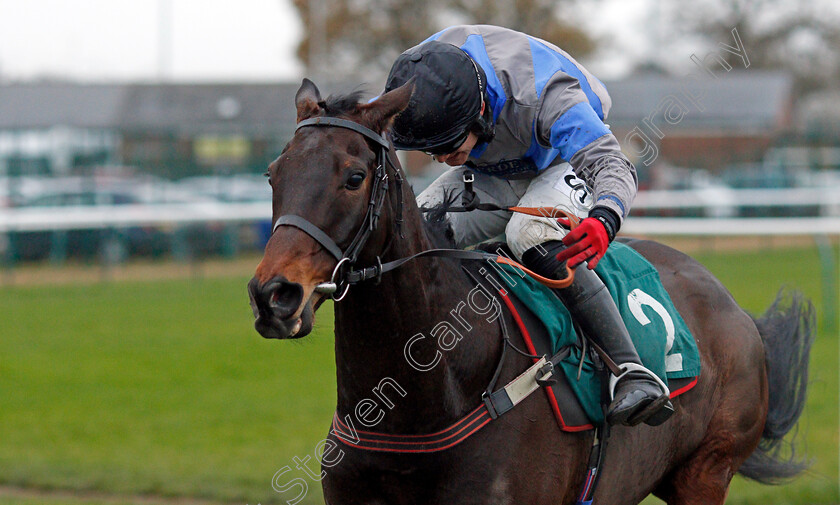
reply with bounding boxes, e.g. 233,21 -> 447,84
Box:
360,80 -> 414,134
295,78 -> 325,122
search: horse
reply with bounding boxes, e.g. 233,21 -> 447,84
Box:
248,79 -> 814,505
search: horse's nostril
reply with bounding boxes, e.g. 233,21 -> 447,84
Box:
266,279 -> 304,320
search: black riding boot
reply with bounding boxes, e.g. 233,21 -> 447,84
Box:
522,241 -> 674,427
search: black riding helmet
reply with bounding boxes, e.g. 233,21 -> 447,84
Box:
385,40 -> 493,154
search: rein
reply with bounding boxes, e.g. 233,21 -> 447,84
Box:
271,116 -> 577,301
277,116 -> 609,495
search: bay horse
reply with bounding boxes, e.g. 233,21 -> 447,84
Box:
248,79 -> 813,505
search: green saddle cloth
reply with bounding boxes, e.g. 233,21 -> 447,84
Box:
498,241 -> 701,424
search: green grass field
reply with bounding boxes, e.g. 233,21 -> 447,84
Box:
0,245 -> 837,505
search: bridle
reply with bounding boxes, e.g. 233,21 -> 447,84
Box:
269,115 -> 609,502
271,115 -> 577,302
271,116 -> 404,301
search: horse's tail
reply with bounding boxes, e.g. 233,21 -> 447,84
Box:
738,289 -> 816,484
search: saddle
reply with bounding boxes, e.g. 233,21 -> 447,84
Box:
462,243 -> 699,432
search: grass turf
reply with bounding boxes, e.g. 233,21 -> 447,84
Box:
0,494 -> 222,505
0,245 -> 837,504
1,277 -> 336,504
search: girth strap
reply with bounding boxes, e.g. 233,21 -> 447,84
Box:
482,350 -> 571,419
331,405 -> 492,453
331,354 -> 565,453
482,356 -> 555,419
272,215 -> 343,262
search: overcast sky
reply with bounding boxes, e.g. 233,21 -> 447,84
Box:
0,0 -> 666,84
0,0 -> 304,82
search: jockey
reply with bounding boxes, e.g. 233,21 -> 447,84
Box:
384,25 -> 673,427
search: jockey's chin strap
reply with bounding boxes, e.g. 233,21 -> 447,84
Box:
272,117 -> 578,301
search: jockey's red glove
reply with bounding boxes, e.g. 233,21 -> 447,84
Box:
555,207 -> 620,270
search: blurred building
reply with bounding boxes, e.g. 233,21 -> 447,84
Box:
604,71 -> 795,187
396,71 -> 801,190
799,89 -> 840,141
0,73 -> 821,191
0,82 -> 299,178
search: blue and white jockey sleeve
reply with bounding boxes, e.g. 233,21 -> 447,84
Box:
421,25 -> 638,223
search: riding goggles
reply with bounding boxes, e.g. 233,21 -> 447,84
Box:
424,130 -> 469,156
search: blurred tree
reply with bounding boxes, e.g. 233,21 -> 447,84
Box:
671,0 -> 840,94
290,0 -> 597,81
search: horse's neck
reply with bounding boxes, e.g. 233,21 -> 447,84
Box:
333,209 -> 503,433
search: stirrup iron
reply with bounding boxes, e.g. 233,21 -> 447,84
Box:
607,362 -> 670,401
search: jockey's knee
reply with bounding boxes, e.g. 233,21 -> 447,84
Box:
505,213 -> 566,260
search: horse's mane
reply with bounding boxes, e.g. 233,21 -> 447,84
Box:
421,190 -> 458,249
322,89 -> 368,117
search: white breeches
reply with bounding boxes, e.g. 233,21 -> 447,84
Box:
416,163 -> 594,260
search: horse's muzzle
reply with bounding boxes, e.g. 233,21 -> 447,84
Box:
248,276 -> 313,339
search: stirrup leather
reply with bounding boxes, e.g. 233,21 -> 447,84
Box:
607,363 -> 671,401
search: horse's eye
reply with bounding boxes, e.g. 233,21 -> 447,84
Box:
345,172 -> 366,190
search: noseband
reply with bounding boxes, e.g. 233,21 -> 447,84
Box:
271,116 -> 404,301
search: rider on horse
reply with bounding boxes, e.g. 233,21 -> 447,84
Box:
384,25 -> 673,427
